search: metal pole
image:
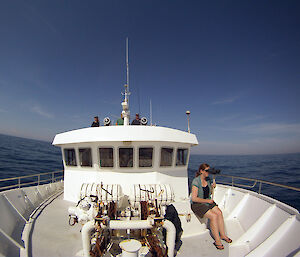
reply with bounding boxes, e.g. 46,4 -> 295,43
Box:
126,37 -> 129,92
122,38 -> 131,126
259,181 -> 262,194
186,111 -> 190,133
150,99 -> 152,126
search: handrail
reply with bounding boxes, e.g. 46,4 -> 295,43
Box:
215,174 -> 300,194
0,170 -> 64,191
0,170 -> 63,182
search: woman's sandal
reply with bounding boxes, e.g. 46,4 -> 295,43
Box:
213,242 -> 224,250
221,237 -> 233,243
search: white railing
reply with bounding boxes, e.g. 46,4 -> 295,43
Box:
0,170 -> 64,191
215,174 -> 300,194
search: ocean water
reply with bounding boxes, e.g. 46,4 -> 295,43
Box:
0,134 -> 299,210
0,134 -> 62,178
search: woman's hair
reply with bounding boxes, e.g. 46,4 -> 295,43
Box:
195,163 -> 210,177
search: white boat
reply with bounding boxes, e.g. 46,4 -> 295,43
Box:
0,42 -> 300,257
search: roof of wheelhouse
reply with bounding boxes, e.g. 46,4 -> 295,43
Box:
52,126 -> 198,146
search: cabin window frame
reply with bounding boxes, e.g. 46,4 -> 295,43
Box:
78,147 -> 93,167
175,148 -> 189,166
63,148 -> 77,167
160,147 -> 174,167
138,146 -> 154,168
118,147 -> 134,168
98,147 -> 115,168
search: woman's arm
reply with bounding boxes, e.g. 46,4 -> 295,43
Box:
191,185 -> 214,204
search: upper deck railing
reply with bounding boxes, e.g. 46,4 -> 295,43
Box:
0,170 -> 64,191
215,174 -> 300,194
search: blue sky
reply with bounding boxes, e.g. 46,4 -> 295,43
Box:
0,0 -> 299,155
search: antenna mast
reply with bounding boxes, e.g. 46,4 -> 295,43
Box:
126,37 -> 129,94
122,38 -> 131,125
150,99 -> 152,126
186,110 -> 191,133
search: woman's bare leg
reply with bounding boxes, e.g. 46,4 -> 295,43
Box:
211,206 -> 227,239
204,210 -> 222,246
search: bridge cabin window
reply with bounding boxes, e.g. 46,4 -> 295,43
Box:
176,148 -> 188,166
64,148 -> 77,166
99,148 -> 114,167
139,147 -> 153,167
160,147 -> 173,167
119,148 -> 133,168
79,148 -> 92,167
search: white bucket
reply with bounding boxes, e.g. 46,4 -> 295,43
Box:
119,239 -> 142,257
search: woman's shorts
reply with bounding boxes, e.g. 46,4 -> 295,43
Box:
191,202 -> 217,218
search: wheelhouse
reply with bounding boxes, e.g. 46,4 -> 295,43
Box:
53,125 -> 198,202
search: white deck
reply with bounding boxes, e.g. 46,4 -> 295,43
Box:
25,193 -> 231,257
1,183 -> 300,257
29,194 -> 82,257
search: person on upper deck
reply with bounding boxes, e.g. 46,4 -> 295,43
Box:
131,113 -> 141,125
191,163 -> 232,250
91,116 -> 100,127
116,114 -> 124,125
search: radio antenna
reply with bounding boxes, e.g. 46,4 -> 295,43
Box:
150,99 -> 152,126
126,37 -> 129,94
122,38 -> 131,125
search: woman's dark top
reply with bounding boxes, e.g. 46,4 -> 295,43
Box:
203,185 -> 209,199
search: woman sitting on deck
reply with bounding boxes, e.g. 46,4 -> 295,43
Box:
191,163 -> 232,250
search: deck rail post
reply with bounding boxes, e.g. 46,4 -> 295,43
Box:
258,181 -> 262,194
